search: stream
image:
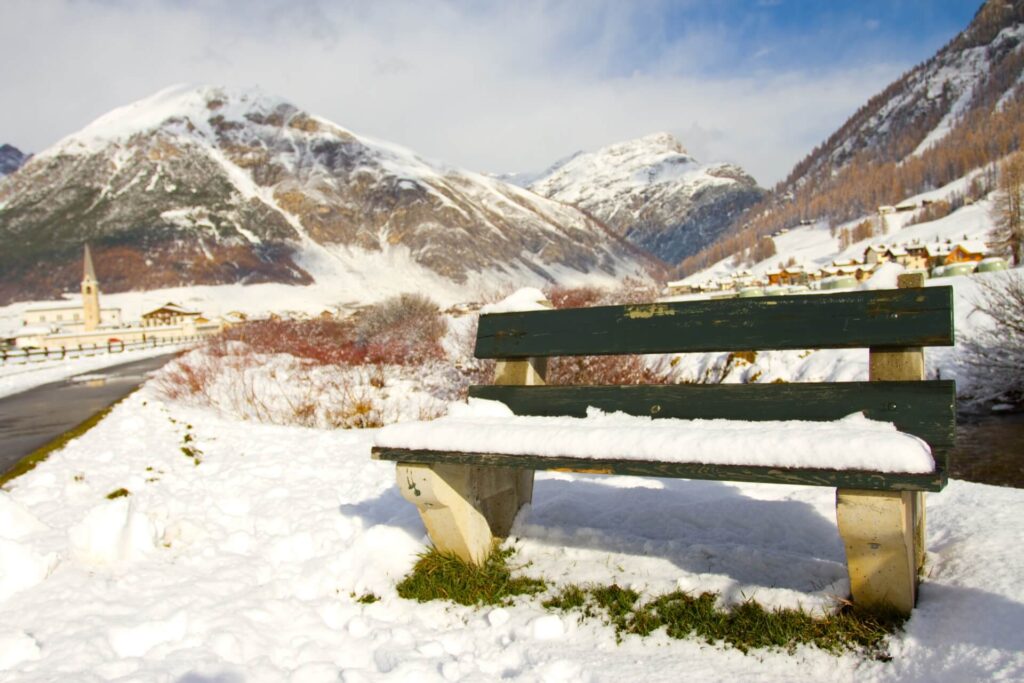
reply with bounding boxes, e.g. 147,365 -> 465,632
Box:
950,411 -> 1024,488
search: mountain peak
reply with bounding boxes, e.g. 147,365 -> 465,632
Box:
627,132 -> 688,154
39,84 -> 348,160
528,132 -> 764,264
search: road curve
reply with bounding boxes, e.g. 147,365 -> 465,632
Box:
0,353 -> 178,478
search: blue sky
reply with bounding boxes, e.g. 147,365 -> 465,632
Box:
0,1 -> 983,185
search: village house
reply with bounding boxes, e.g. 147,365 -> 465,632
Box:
945,241 -> 988,264
883,246 -> 914,268
864,244 -> 889,265
903,245 -> 931,271
779,265 -> 808,286
925,242 -> 954,268
141,303 -> 202,327
22,302 -> 122,329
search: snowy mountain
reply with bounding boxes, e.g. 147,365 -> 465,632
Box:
680,0 -> 1024,275
0,144 -> 27,176
0,85 -> 650,305
527,133 -> 765,264
493,150 -> 585,189
785,1 -> 1024,188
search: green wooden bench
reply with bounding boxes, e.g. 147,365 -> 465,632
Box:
372,274 -> 955,615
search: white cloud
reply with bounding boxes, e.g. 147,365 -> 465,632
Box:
0,0 -> 906,185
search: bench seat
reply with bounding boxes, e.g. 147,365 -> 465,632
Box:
373,400 -> 941,491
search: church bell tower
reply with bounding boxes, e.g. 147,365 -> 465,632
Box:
82,244 -> 101,331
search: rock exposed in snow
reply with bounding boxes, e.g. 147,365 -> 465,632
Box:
0,144 -> 28,177
528,133 -> 765,264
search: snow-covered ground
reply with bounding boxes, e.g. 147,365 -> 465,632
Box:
1,386 -> 1022,681
0,344 -> 189,400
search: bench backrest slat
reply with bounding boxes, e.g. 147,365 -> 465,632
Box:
475,287 -> 954,359
469,380 -> 956,454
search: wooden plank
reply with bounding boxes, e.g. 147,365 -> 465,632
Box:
468,381 -> 956,451
474,287 -> 954,358
371,447 -> 947,492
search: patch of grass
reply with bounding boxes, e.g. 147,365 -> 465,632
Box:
106,487 -> 131,499
179,424 -> 203,465
0,391 -> 134,489
397,546 -> 546,606
180,445 -> 202,465
545,584 -> 904,657
397,546 -> 902,657
355,592 -> 380,604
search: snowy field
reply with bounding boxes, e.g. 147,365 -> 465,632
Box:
1,385 -> 1023,682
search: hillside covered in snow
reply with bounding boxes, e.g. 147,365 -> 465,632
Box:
528,133 -> 764,264
0,85 -> 651,306
680,0 -> 1024,275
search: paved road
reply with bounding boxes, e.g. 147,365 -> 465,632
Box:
0,353 -> 178,477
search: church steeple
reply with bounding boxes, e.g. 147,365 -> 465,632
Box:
82,244 -> 101,331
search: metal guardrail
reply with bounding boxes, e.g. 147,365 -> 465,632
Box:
0,336 -> 201,365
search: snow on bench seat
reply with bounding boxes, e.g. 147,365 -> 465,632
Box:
374,398 -> 935,474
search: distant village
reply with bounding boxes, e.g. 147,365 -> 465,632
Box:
3,246 -> 228,350
668,232 -> 1009,298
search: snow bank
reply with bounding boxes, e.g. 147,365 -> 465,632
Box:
0,631 -> 41,670
0,491 -> 47,540
0,539 -> 57,602
376,399 -> 935,473
0,386 -> 1022,680
479,287 -> 550,314
861,261 -> 906,290
68,498 -> 159,565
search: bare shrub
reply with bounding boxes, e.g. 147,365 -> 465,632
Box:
539,280 -> 669,385
152,347 -> 222,402
223,317 -> 365,365
961,272 -> 1024,405
353,293 -> 447,364
446,314 -> 496,399
547,286 -> 604,309
548,354 -> 670,386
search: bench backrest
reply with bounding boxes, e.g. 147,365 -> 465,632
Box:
474,287 -> 953,358
469,286 -> 956,485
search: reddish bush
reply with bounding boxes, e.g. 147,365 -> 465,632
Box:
546,279 -> 661,310
548,354 -> 670,386
353,293 -> 447,365
223,318 -> 366,365
547,286 -> 605,309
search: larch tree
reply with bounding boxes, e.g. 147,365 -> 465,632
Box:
992,151 -> 1024,265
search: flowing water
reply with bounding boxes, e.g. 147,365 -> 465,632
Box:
950,412 -> 1024,488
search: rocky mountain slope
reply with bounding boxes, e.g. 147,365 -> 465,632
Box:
0,144 -> 27,176
680,0 -> 1024,274
0,86 -> 649,305
527,133 -> 765,264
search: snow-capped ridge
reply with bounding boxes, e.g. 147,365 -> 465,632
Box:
1,84 -> 651,305
528,132 -> 765,264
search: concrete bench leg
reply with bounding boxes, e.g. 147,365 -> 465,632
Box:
396,463 -> 533,565
913,492 -> 926,577
836,489 -> 918,615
